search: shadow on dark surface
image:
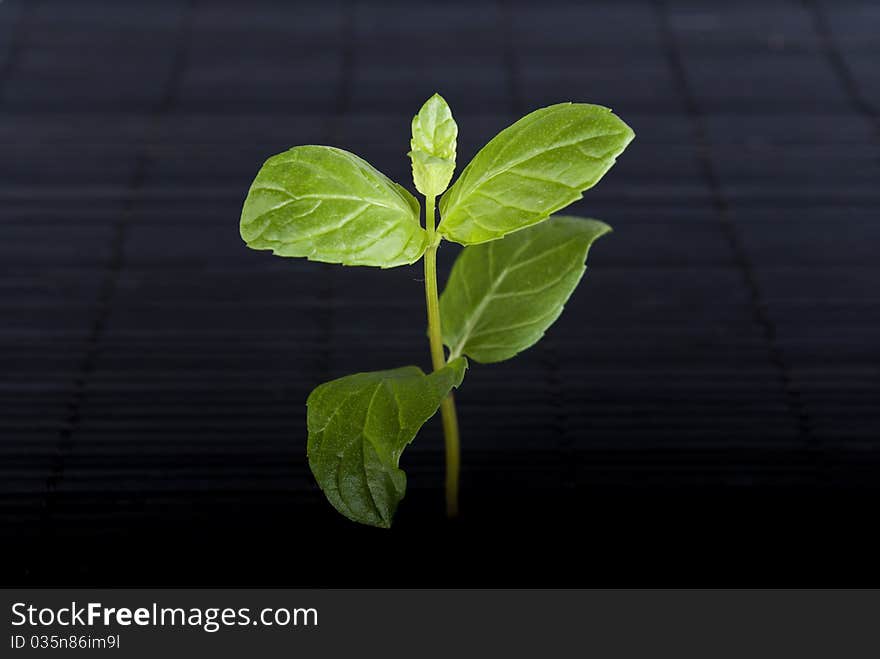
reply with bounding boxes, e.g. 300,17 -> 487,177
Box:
1,0 -> 878,585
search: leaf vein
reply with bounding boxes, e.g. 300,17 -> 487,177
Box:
455,130 -> 629,201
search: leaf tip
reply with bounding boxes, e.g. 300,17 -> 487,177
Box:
594,220 -> 613,237
448,356 -> 469,387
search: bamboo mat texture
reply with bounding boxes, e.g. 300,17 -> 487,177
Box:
1,0 -> 878,585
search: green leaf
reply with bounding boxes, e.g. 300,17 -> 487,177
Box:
306,357 -> 467,528
409,93 -> 458,197
410,149 -> 456,199
438,103 -> 633,245
240,145 -> 426,268
440,216 -> 610,363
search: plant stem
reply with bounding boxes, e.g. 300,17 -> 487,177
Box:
438,394 -> 460,517
423,194 -> 462,518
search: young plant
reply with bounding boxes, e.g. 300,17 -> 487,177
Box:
240,94 -> 634,528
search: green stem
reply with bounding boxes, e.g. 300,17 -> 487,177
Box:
423,194 -> 462,518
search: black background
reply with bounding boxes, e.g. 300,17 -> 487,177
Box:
1,0 -> 878,585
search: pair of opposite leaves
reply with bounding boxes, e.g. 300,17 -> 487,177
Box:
240,95 -> 634,527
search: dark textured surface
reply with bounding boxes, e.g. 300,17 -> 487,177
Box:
1,0 -> 878,585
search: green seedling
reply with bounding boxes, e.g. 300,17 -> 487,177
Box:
240,94 -> 634,527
